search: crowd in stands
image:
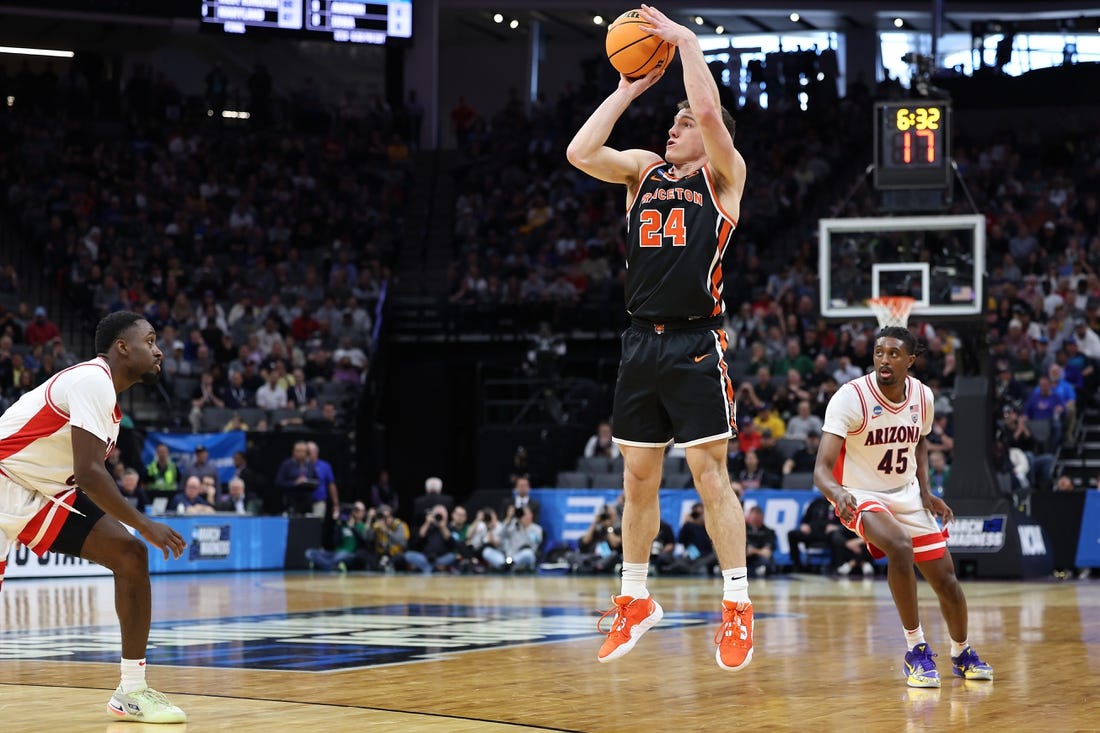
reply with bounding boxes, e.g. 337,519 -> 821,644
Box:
0,60 -> 438,536
0,59 -> 420,508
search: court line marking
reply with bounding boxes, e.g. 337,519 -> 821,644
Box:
0,682 -> 584,732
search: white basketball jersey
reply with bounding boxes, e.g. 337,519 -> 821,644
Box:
0,358 -> 120,496
821,374 -> 933,492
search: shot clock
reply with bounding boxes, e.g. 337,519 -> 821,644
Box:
873,101 -> 952,190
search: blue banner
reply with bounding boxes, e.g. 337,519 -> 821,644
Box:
142,431 -> 246,485
147,516 -> 289,573
531,488 -> 822,566
1076,491 -> 1100,568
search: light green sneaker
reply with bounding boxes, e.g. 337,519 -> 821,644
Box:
107,683 -> 187,723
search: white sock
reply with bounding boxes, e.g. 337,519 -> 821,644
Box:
619,561 -> 650,599
721,567 -> 750,605
951,639 -> 968,657
904,626 -> 926,650
120,658 -> 147,693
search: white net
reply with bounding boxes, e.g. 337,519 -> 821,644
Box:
867,296 -> 916,328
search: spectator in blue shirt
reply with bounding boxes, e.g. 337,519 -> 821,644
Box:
307,441 -> 340,519
1047,363 -> 1078,448
1025,375 -> 1065,451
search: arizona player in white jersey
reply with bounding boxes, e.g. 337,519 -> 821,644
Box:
0,311 -> 187,723
814,326 -> 993,688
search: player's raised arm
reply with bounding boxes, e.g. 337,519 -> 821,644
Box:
639,5 -> 744,197
566,71 -> 664,187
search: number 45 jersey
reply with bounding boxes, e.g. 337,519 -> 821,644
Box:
821,374 -> 934,492
624,163 -> 737,322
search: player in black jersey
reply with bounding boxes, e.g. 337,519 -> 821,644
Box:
567,4 -> 753,671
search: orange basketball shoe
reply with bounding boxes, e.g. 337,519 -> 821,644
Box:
714,601 -> 754,670
596,594 -> 664,663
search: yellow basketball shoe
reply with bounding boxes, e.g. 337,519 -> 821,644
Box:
107,683 -> 187,723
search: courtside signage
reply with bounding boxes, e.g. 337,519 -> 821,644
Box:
945,515 -> 1008,553
4,544 -> 111,579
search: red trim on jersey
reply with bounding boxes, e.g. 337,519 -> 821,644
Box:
713,329 -> 737,429
918,380 -> 927,428
853,500 -> 890,559
828,497 -> 891,557
0,402 -> 69,462
626,161 -> 665,219
833,442 -> 847,484
0,559 -> 5,591
864,374 -> 908,414
912,531 -> 947,562
848,381 -> 869,435
701,166 -> 739,226
17,488 -> 78,556
708,218 -> 734,316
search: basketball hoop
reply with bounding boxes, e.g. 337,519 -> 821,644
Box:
867,296 -> 916,329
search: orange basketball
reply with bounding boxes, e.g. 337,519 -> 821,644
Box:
605,9 -> 675,79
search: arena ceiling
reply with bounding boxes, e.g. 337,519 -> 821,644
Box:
0,1 -> 1095,50
436,0 -> 1100,44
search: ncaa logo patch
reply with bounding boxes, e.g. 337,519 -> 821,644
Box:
871,405 -> 884,419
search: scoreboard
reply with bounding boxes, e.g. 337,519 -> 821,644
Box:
308,1 -> 412,43
201,0 -> 412,43
872,101 -> 952,190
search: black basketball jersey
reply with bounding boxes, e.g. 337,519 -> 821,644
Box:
624,162 -> 737,322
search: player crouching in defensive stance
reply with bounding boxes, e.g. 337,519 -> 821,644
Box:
0,312 -> 187,721
813,326 -> 993,688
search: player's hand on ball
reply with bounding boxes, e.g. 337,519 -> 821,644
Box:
141,521 -> 187,560
618,66 -> 665,95
638,4 -> 691,45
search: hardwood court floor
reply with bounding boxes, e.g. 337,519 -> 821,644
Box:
3,570 -> 1100,732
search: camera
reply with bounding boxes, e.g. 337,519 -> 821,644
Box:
599,511 -> 611,522
433,512 -> 445,522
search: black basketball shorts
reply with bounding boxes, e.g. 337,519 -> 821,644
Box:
612,322 -> 737,447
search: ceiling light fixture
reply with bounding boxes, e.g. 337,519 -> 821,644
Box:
0,45 -> 74,58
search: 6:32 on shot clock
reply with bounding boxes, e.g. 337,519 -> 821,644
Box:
873,101 -> 952,190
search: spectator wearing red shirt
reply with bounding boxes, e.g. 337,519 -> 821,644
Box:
25,306 -> 60,346
291,308 -> 323,343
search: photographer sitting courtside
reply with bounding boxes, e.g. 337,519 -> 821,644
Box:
405,504 -> 457,573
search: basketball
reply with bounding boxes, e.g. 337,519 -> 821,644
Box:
605,9 -> 675,79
